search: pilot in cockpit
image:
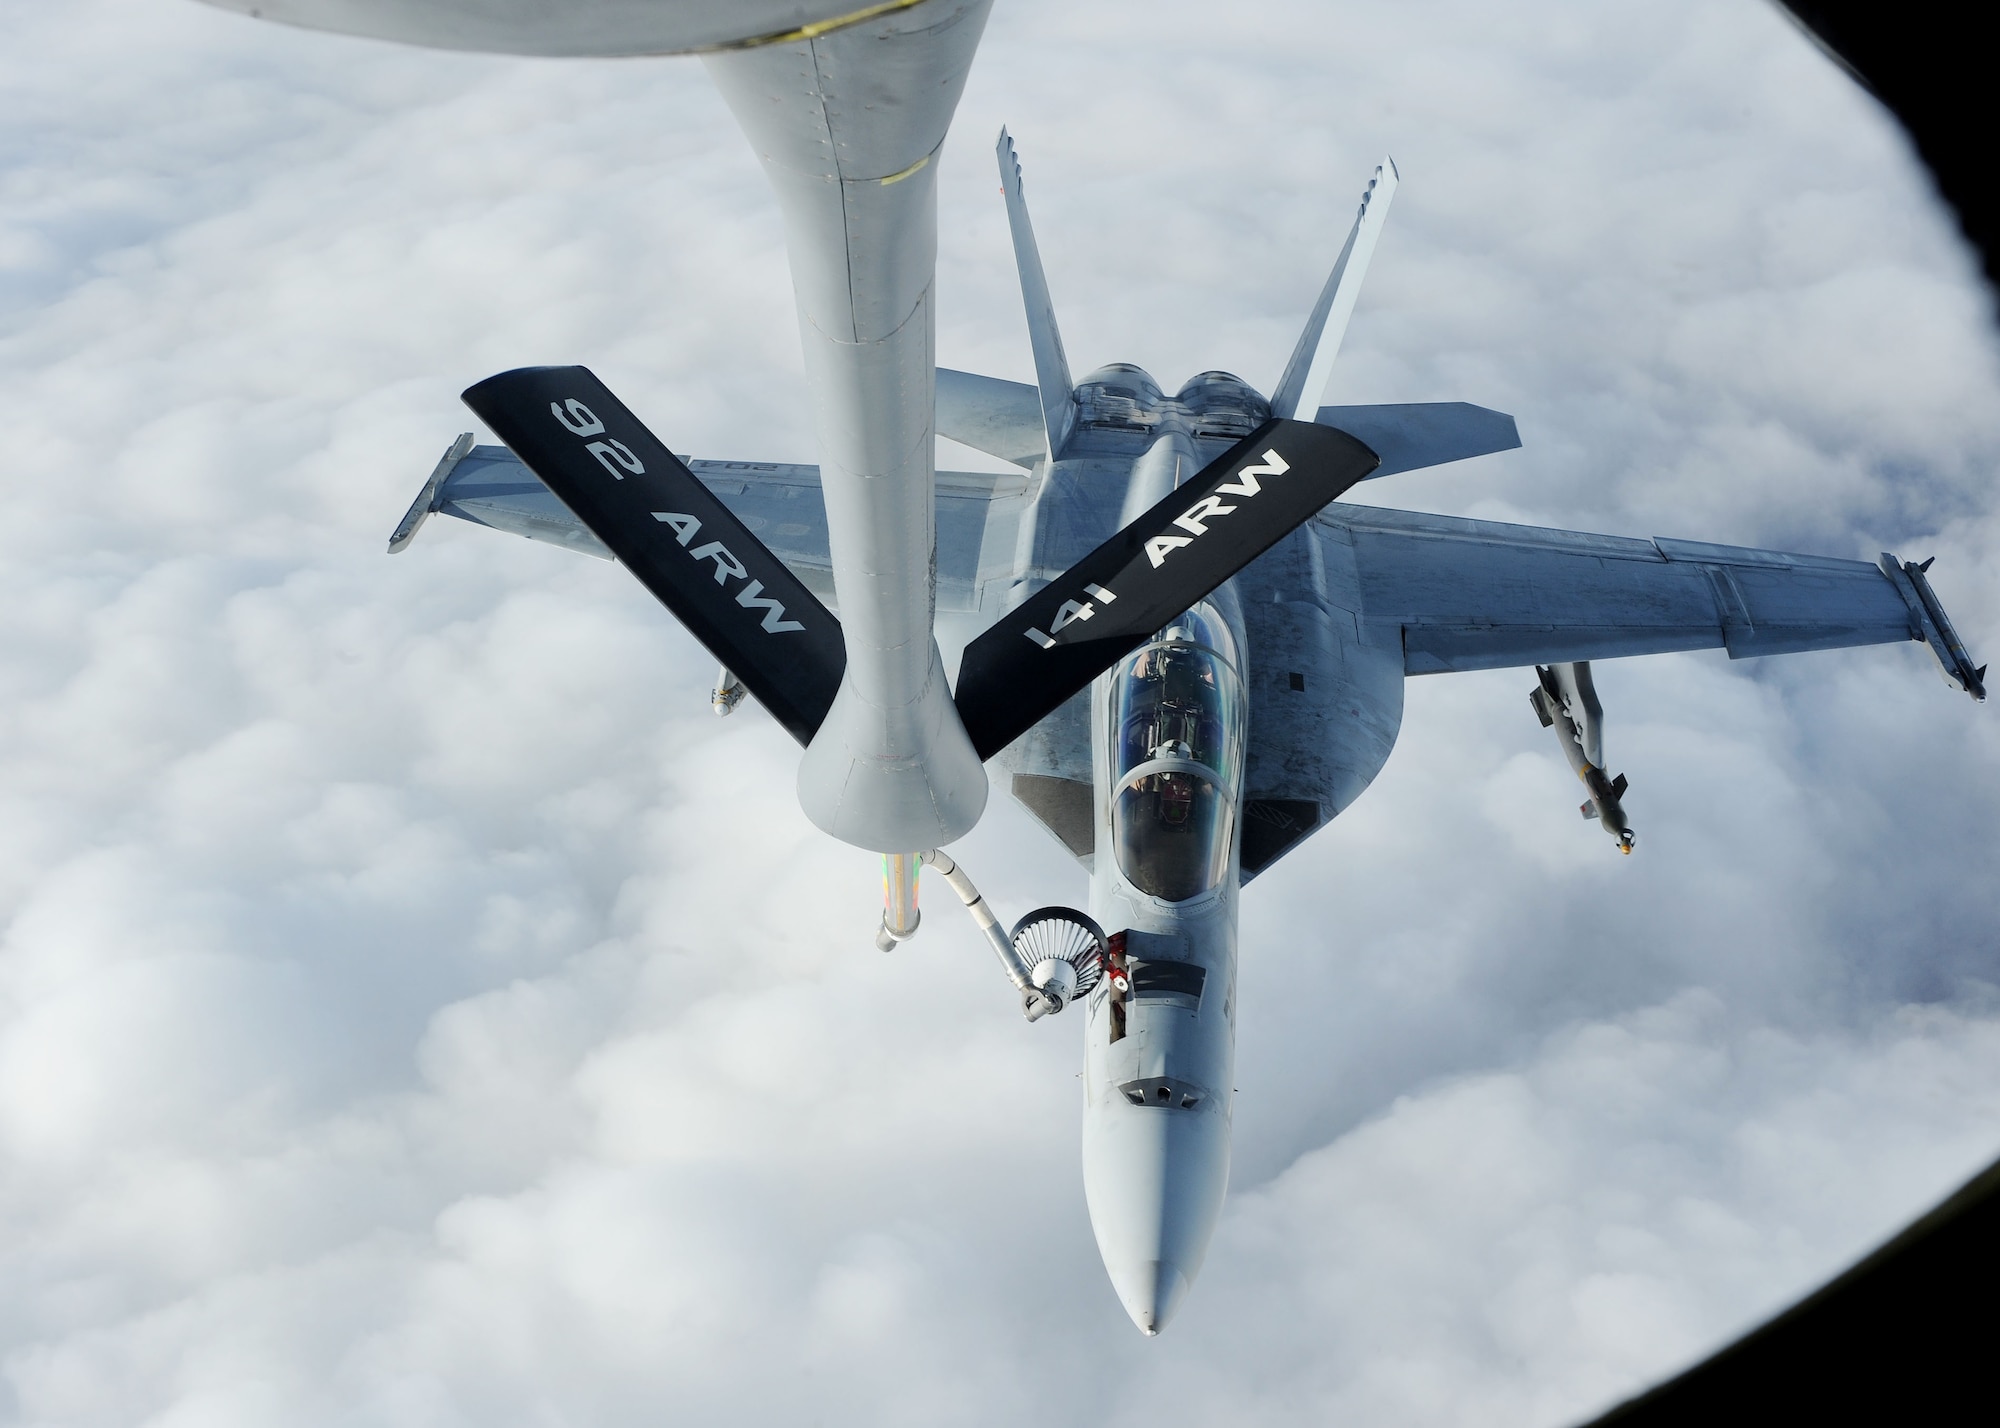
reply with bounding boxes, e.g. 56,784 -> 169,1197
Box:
1110,618 -> 1248,899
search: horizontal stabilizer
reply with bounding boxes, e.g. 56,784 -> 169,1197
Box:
937,367 -> 1046,468
461,366 -> 846,745
954,419 -> 1379,759
1316,402 -> 1521,478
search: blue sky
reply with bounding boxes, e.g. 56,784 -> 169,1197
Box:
2,1 -> 1997,1423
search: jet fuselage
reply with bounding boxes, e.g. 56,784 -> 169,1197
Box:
989,363 -> 1407,1333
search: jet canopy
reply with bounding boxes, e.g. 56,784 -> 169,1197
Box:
1109,603 -> 1248,902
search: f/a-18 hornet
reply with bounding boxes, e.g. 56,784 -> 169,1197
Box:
391,137 -> 1984,1331
203,0 -> 1984,1338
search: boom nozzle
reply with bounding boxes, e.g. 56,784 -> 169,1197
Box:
875,852 -> 922,951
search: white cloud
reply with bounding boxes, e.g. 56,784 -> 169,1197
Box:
2,0 -> 1998,1423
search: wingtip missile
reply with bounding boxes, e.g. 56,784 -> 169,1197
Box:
387,432 -> 474,554
1879,553 -> 1987,701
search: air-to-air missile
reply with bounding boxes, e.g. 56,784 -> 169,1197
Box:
1531,661 -> 1635,853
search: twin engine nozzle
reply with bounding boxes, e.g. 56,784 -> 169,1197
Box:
876,850 -> 1108,1020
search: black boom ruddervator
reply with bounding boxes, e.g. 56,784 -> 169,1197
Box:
460,364 -> 1382,761
461,366 -> 846,746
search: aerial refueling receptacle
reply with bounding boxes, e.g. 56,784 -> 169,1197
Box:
1531,661 -> 1636,853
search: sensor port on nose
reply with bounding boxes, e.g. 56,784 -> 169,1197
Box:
1117,1076 -> 1207,1111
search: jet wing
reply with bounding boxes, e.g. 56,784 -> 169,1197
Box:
1224,503 -> 1977,884
1326,501 -> 1963,681
393,439 -> 1030,614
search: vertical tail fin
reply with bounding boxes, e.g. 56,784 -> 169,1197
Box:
996,128 -> 1077,462
1269,157 -> 1399,421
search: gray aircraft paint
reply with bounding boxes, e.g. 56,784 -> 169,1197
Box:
1080,586 -> 1249,1335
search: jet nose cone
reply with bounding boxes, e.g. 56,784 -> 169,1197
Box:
1108,1259 -> 1192,1335
1083,1099 -> 1230,1337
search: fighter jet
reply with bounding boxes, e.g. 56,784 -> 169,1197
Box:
196,0 -> 1989,1343
388,132 -> 1985,1332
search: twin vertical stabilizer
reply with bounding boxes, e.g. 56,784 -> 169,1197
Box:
997,128 -> 1078,462
1269,157 -> 1399,421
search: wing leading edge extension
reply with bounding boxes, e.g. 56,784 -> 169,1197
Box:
461,366 -> 847,744
955,419 -> 1381,759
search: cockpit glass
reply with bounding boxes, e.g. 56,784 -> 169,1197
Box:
1112,776 -> 1231,902
1108,604 -> 1247,902
1163,604 -> 1240,675
1111,635 -> 1243,787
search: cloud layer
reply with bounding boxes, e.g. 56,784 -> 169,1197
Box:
2,1 -> 1998,1423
